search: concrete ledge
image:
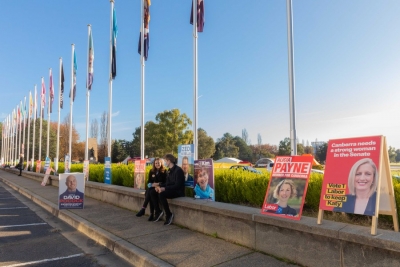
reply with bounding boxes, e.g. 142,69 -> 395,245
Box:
4,168 -> 400,267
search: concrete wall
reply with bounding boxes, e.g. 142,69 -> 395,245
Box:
10,169 -> 400,267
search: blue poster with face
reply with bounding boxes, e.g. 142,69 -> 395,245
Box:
178,144 -> 194,188
194,159 -> 215,201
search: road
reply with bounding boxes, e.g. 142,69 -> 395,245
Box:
0,182 -> 133,267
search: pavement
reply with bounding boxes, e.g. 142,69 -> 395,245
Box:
0,169 -> 299,267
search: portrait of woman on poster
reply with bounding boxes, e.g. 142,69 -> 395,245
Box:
194,168 -> 214,200
267,179 -> 298,216
135,173 -> 145,189
334,158 -> 377,216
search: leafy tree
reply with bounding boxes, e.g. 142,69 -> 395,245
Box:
388,146 -> 397,163
297,143 -> 305,155
278,137 -> 291,155
315,142 -> 328,164
396,149 -> 400,163
304,146 -> 314,154
111,139 -> 129,163
198,128 -> 215,159
233,136 -> 252,161
241,128 -> 250,145
214,133 -> 239,159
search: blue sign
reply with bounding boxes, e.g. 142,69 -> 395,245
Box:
104,157 -> 112,184
44,157 -> 51,173
178,144 -> 195,188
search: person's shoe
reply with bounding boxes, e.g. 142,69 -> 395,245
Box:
164,213 -> 174,225
148,214 -> 154,221
154,211 -> 164,222
17,174 -> 21,176
136,208 -> 145,217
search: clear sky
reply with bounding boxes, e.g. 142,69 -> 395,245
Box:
1,1 -> 400,150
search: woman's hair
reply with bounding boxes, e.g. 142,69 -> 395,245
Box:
348,158 -> 378,197
195,168 -> 209,180
152,157 -> 165,173
164,154 -> 177,164
273,179 -> 297,199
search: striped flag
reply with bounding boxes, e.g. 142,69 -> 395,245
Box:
41,77 -> 46,108
29,91 -> 33,117
138,0 -> 150,61
190,0 -> 205,32
87,26 -> 94,90
111,6 -> 117,79
49,69 -> 54,113
23,97 -> 27,118
60,62 -> 64,109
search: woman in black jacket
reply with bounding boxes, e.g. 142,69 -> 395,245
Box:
136,158 -> 167,221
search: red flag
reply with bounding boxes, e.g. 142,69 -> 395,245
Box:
190,0 -> 205,32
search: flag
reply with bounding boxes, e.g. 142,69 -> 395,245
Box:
111,6 -> 118,79
49,69 -> 54,113
17,105 -> 20,123
69,50 -> 77,101
29,92 -> 33,117
35,87 -> 38,119
138,0 -> 150,61
87,27 -> 94,90
60,62 -> 64,109
41,77 -> 46,108
24,97 -> 27,118
190,0 -> 205,32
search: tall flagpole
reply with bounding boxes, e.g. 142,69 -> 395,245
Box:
18,103 -> 22,159
46,69 -> 52,158
39,78 -> 45,163
22,97 -> 27,159
32,86 -> 37,168
140,0 -> 145,159
85,25 -> 91,161
192,0 -> 198,161
27,92 -> 32,169
69,44 -> 75,161
108,0 -> 115,158
286,0 -> 297,156
56,58 -> 62,173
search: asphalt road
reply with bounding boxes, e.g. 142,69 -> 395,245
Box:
0,182 -> 133,267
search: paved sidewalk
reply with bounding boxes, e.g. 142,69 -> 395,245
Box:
0,169 -> 299,267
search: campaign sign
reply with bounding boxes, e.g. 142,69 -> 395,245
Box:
41,166 -> 54,186
65,155 -> 70,173
318,136 -> 380,216
104,157 -> 111,184
35,160 -> 41,173
194,159 -> 215,200
178,144 -> 195,188
58,173 -> 85,209
134,160 -> 146,189
261,155 -> 313,220
44,157 -> 51,173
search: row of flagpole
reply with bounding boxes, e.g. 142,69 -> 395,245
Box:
1,0 -> 212,171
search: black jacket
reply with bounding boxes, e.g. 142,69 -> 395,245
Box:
160,164 -> 185,197
148,169 -> 167,184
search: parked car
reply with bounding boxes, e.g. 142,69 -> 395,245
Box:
254,158 -> 274,168
230,165 -> 262,174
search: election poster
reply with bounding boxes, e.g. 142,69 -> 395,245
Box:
58,173 -> 85,209
134,160 -> 146,189
178,144 -> 194,188
83,160 -> 89,181
261,155 -> 313,220
41,166 -> 54,186
44,157 -> 51,173
194,159 -> 215,200
35,160 -> 41,173
104,157 -> 111,184
318,136 -> 381,216
64,154 -> 70,173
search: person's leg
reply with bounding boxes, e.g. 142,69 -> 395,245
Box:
158,190 -> 180,225
151,189 -> 164,221
136,188 -> 152,217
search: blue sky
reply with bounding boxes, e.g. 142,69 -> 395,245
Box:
1,1 -> 400,150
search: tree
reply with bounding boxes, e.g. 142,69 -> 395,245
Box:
388,146 -> 397,163
111,139 -> 129,163
396,149 -> 400,163
297,143 -> 305,155
233,136 -> 252,161
304,146 -> 314,154
90,118 -> 99,139
241,128 -> 250,145
198,128 -> 215,159
278,137 -> 291,155
315,142 -> 328,164
214,133 -> 239,159
97,111 -> 108,163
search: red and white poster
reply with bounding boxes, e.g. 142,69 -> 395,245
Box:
35,160 -> 41,173
134,160 -> 146,189
261,155 -> 313,220
319,136 -> 381,216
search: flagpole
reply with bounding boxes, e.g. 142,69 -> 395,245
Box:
32,85 -> 37,168
14,109 -> 18,164
39,78 -> 45,164
22,97 -> 27,159
85,25 -> 91,161
46,69 -> 51,158
27,92 -> 32,170
286,0 -> 297,156
140,0 -> 145,160
56,58 -> 62,173
69,44 -> 75,162
193,0 -> 198,161
18,103 -> 22,159
108,0 -> 114,159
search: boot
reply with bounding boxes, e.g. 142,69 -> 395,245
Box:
136,208 -> 145,217
148,213 -> 154,221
